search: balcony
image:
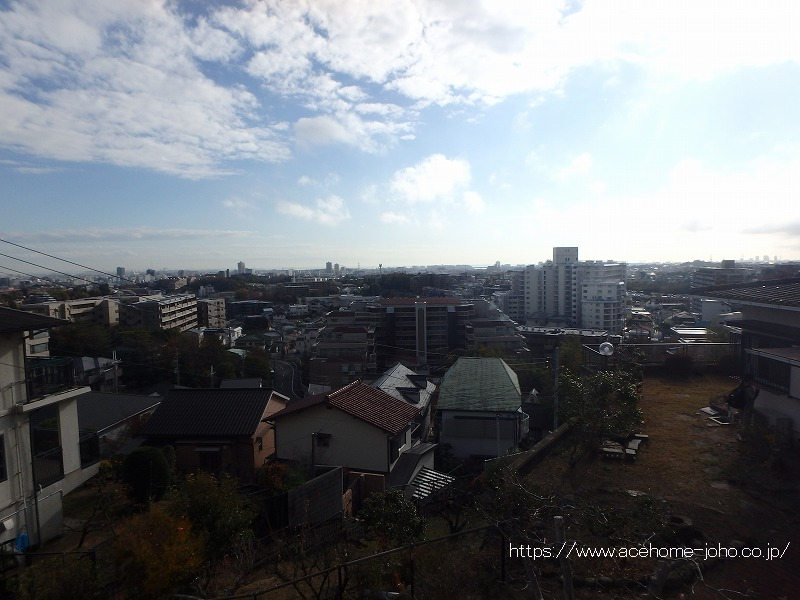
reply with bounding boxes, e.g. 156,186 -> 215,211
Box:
25,356 -> 77,402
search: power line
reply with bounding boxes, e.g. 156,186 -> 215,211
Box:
0,252 -> 106,287
0,237 -> 138,285
0,263 -> 41,280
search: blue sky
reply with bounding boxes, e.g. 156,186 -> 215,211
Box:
1,0 -> 799,273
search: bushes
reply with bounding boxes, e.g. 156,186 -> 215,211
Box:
169,472 -> 255,561
120,446 -> 172,504
359,490 -> 425,548
17,554 -> 98,600
113,504 -> 205,599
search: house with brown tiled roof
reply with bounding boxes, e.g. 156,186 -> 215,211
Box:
269,381 -> 420,481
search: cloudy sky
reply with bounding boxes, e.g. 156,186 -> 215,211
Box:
1,0 -> 799,273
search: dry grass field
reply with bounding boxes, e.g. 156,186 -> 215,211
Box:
524,373 -> 800,598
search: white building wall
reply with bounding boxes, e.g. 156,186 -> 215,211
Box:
275,404 -> 396,473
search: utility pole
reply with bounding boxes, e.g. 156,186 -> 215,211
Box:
175,349 -> 180,386
552,345 -> 560,430
112,350 -> 119,393
209,365 -> 215,388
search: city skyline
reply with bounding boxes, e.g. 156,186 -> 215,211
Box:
2,1 -> 800,272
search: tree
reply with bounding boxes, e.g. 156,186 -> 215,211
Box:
359,490 -> 425,548
559,368 -> 643,465
169,473 -> 255,561
50,323 -> 113,357
121,446 -> 172,504
113,504 -> 205,599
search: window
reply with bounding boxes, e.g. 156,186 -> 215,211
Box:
30,404 -> 64,487
315,433 -> 331,447
0,434 -> 6,483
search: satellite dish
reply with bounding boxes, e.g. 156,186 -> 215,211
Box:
599,342 -> 614,356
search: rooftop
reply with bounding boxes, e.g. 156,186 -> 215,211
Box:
703,278 -> 800,308
143,388 -> 276,438
0,306 -> 67,334
437,357 -> 521,412
379,297 -> 472,306
77,392 -> 161,433
270,380 -> 418,435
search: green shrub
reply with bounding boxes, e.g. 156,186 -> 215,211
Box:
121,446 -> 171,504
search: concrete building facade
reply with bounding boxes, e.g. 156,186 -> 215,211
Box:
524,247 -> 626,333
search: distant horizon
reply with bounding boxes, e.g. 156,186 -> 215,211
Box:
3,255 -> 797,284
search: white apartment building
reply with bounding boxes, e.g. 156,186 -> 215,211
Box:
524,247 -> 626,333
119,294 -> 198,332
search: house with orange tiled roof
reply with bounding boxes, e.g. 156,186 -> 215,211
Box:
269,381 -> 424,484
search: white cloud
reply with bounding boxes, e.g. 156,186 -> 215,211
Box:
380,212 -> 411,224
3,0 -> 799,175
295,112 -> 412,153
7,227 -> 255,242
277,195 -> 351,226
0,0 -> 289,177
381,154 -> 485,221
390,154 -> 472,204
555,153 -> 593,182
222,198 -> 256,214
463,191 -> 485,214
518,151 -> 800,261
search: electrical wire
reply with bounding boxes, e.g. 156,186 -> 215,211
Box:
0,237 -> 139,285
0,251 -> 106,287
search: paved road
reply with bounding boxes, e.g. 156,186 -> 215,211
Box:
272,359 -> 305,400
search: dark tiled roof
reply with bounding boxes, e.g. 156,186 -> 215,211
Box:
220,378 -> 263,388
142,388 -> 272,438
77,392 -> 161,433
0,306 -> 67,334
704,279 -> 800,308
270,381 -> 418,435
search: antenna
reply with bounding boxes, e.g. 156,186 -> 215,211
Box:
598,342 -> 614,356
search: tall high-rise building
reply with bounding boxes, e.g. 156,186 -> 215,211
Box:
116,266 -> 126,281
524,247 -> 625,333
325,261 -> 333,273
237,261 -> 245,275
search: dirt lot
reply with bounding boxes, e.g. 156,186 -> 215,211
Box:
524,374 -> 800,598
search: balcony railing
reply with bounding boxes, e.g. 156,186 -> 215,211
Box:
25,357 -> 76,402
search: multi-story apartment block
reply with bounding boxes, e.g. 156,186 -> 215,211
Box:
367,298 -> 474,371
691,260 -> 754,290
494,270 -> 525,323
524,247 -> 626,333
309,311 -> 377,394
197,298 -> 226,328
119,294 -> 198,332
22,297 -> 119,327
